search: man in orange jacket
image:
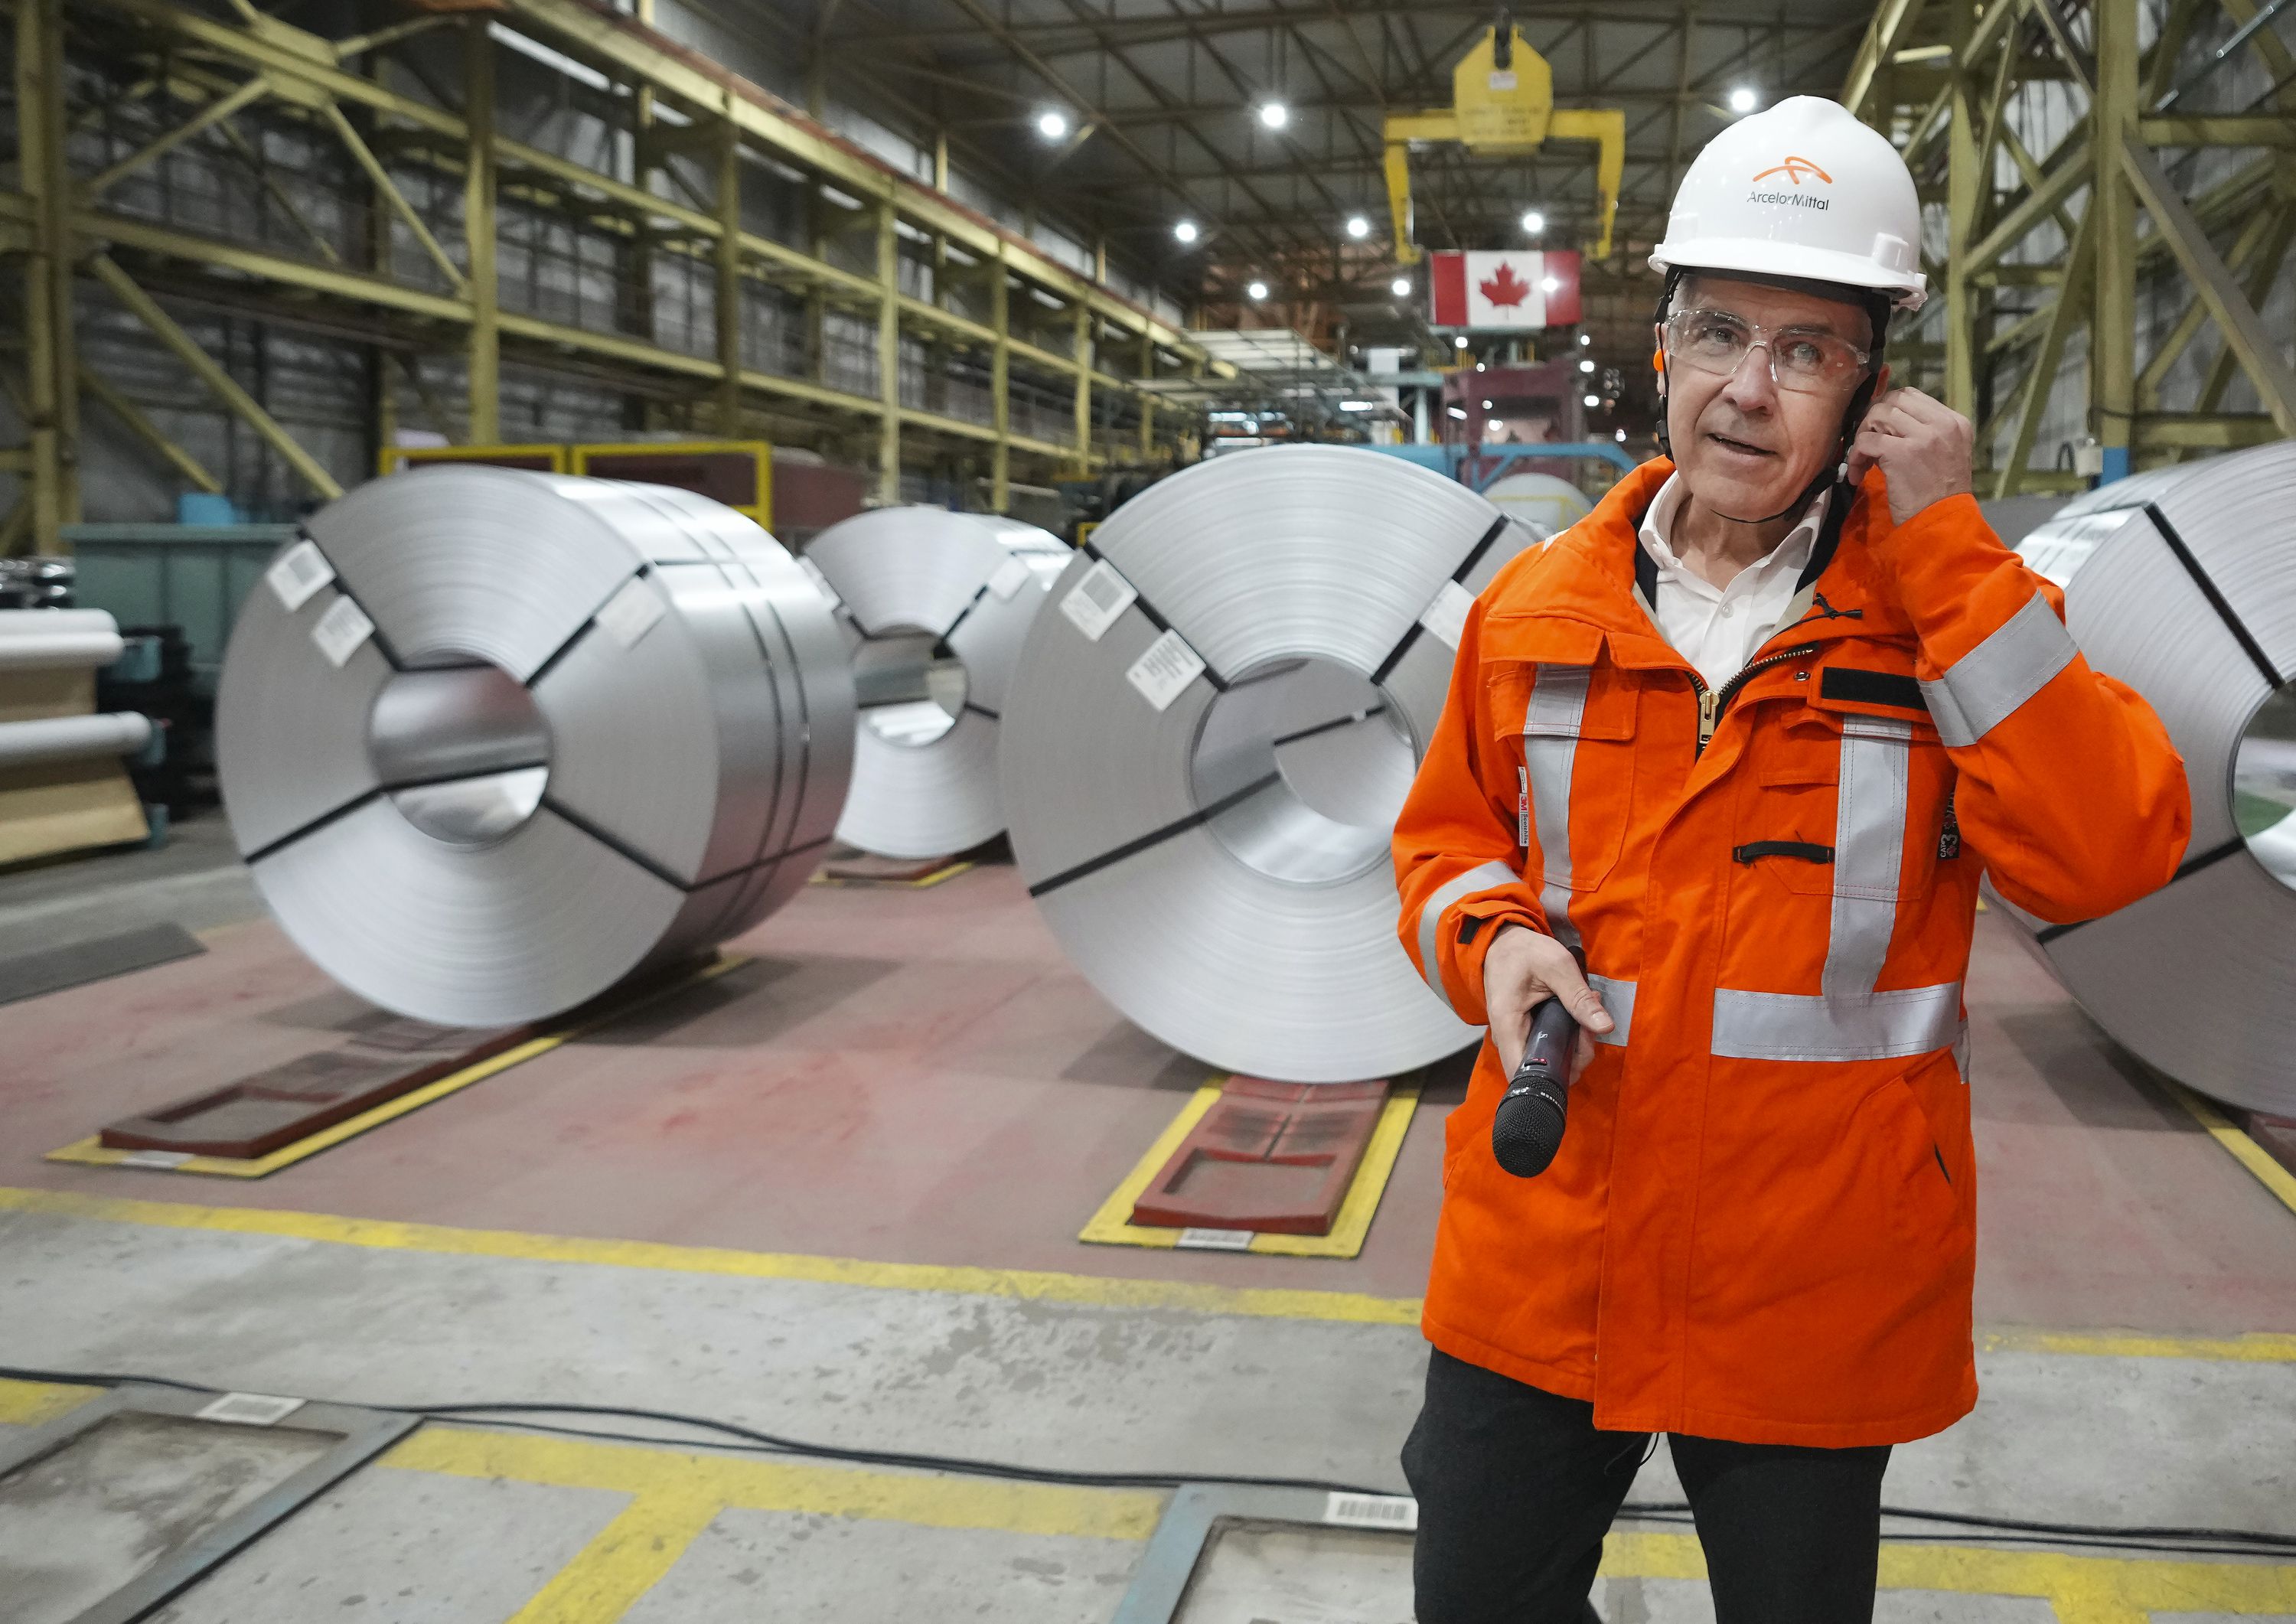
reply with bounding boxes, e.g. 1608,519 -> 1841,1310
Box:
1392,98 -> 2190,1624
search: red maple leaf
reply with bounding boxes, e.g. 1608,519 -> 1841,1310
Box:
1479,262 -> 1531,307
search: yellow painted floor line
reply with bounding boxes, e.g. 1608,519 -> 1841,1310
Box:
386,1424 -> 1166,1541
0,1183 -> 1423,1326
1080,1081 -> 1420,1258
1605,1530 -> 2296,1615
2161,1076 -> 2296,1219
42,954 -> 748,1180
1981,1326 -> 2296,1361
0,1375 -> 102,1427
4,1181 -> 2292,1360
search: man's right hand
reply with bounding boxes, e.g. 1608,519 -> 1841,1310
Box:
1482,924 -> 1613,1077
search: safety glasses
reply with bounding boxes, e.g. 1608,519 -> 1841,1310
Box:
1662,308 -> 1871,394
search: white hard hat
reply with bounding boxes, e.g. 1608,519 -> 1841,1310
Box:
1651,96 -> 1926,311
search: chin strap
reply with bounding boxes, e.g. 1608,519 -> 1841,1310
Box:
1652,270 -> 1890,528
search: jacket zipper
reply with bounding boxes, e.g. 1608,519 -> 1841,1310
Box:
1691,642 -> 1821,756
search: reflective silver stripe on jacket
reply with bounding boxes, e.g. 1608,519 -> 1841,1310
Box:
1711,982 -> 1964,1062
1919,591 -> 2076,748
1825,715 -> 1911,998
1714,712 -> 1958,1061
1414,859 -> 1521,1013
1521,664 -> 1591,951
1587,973 -> 1634,1047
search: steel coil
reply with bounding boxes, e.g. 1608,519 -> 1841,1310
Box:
1997,440 -> 2296,1116
1000,445 -> 1540,1082
0,711 -> 150,769
217,467 -> 853,1027
1484,471 -> 1593,535
805,507 -> 1066,859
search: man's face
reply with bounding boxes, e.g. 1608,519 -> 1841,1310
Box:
1657,275 -> 1874,518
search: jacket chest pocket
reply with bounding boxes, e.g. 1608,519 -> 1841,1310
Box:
1486,660 -> 1639,894
1735,690 -> 1952,904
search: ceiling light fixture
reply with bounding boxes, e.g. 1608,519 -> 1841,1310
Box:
1258,102 -> 1290,129
1729,86 -> 1760,114
1035,109 -> 1070,141
1391,276 -> 1412,297
1247,279 -> 1269,301
1521,209 -> 1545,233
1345,214 -> 1371,240
1453,335 -> 1469,350
1173,220 -> 1199,244
1583,393 -> 1601,408
1579,333 -> 1593,346
1541,276 -> 1561,293
1579,358 -> 1596,374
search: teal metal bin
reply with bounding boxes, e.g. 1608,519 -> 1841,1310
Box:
61,524 -> 297,690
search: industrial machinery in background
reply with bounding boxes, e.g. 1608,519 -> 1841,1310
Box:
1998,441 -> 2296,1121
216,468 -> 854,1028
1384,16 -> 1626,264
1003,445 -> 1541,1081
806,509 -> 1068,861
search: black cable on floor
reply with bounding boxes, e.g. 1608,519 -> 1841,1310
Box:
8,1363 -> 2294,1562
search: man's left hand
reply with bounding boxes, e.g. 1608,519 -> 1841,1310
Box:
1845,387 -> 1975,527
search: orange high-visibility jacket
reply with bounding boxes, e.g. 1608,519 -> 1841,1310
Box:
1394,460 -> 2189,1447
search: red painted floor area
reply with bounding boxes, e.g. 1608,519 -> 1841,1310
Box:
2,864 -> 2290,1329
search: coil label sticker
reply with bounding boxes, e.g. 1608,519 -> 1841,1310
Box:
595,576 -> 667,649
987,554 -> 1034,602
794,555 -> 843,613
1127,628 -> 1206,712
310,595 -> 375,668
1323,1492 -> 1420,1531
196,1392 -> 308,1427
266,540 -> 336,612
1175,1227 -> 1255,1251
1060,559 -> 1138,641
1418,579 -> 1476,651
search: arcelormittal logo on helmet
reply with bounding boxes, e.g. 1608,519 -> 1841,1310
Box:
1748,155 -> 1832,211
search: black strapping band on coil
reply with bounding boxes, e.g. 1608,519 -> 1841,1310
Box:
2144,502 -> 2285,690
1368,514 -> 1514,689
2033,835 -> 2249,944
1078,539 -> 1231,693
1025,770 -> 1282,900
962,701 -> 1001,721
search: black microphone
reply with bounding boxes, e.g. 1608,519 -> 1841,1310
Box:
1492,997 -> 1580,1178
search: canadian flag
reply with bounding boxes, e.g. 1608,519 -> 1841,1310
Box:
1428,250 -> 1582,329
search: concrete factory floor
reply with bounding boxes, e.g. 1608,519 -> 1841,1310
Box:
2,811 -> 2294,1622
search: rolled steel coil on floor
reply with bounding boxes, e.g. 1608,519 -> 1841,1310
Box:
0,711 -> 151,769
217,467 -> 854,1027
1000,445 -> 1541,1082
1484,471 -> 1593,535
0,608 -> 124,670
1995,440 -> 2296,1117
805,507 -> 1067,859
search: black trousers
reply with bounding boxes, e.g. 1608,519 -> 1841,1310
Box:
1402,1349 -> 1891,1624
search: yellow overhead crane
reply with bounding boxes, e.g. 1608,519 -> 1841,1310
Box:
1383,19 -> 1626,264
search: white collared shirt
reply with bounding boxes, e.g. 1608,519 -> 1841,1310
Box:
1637,474 -> 1828,690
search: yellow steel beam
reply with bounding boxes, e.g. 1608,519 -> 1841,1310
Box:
715,117 -> 743,434
1843,0 -> 1931,119
488,0 -> 1212,367
77,365 -> 224,494
465,21 -> 498,445
79,208 -> 467,320
2138,116 -> 2296,148
990,253 -> 1009,513
78,74 -> 269,200
16,0 -> 80,552
89,253 -> 343,499
2120,132 -> 2296,437
2134,413 -> 2282,448
321,100 -> 468,295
